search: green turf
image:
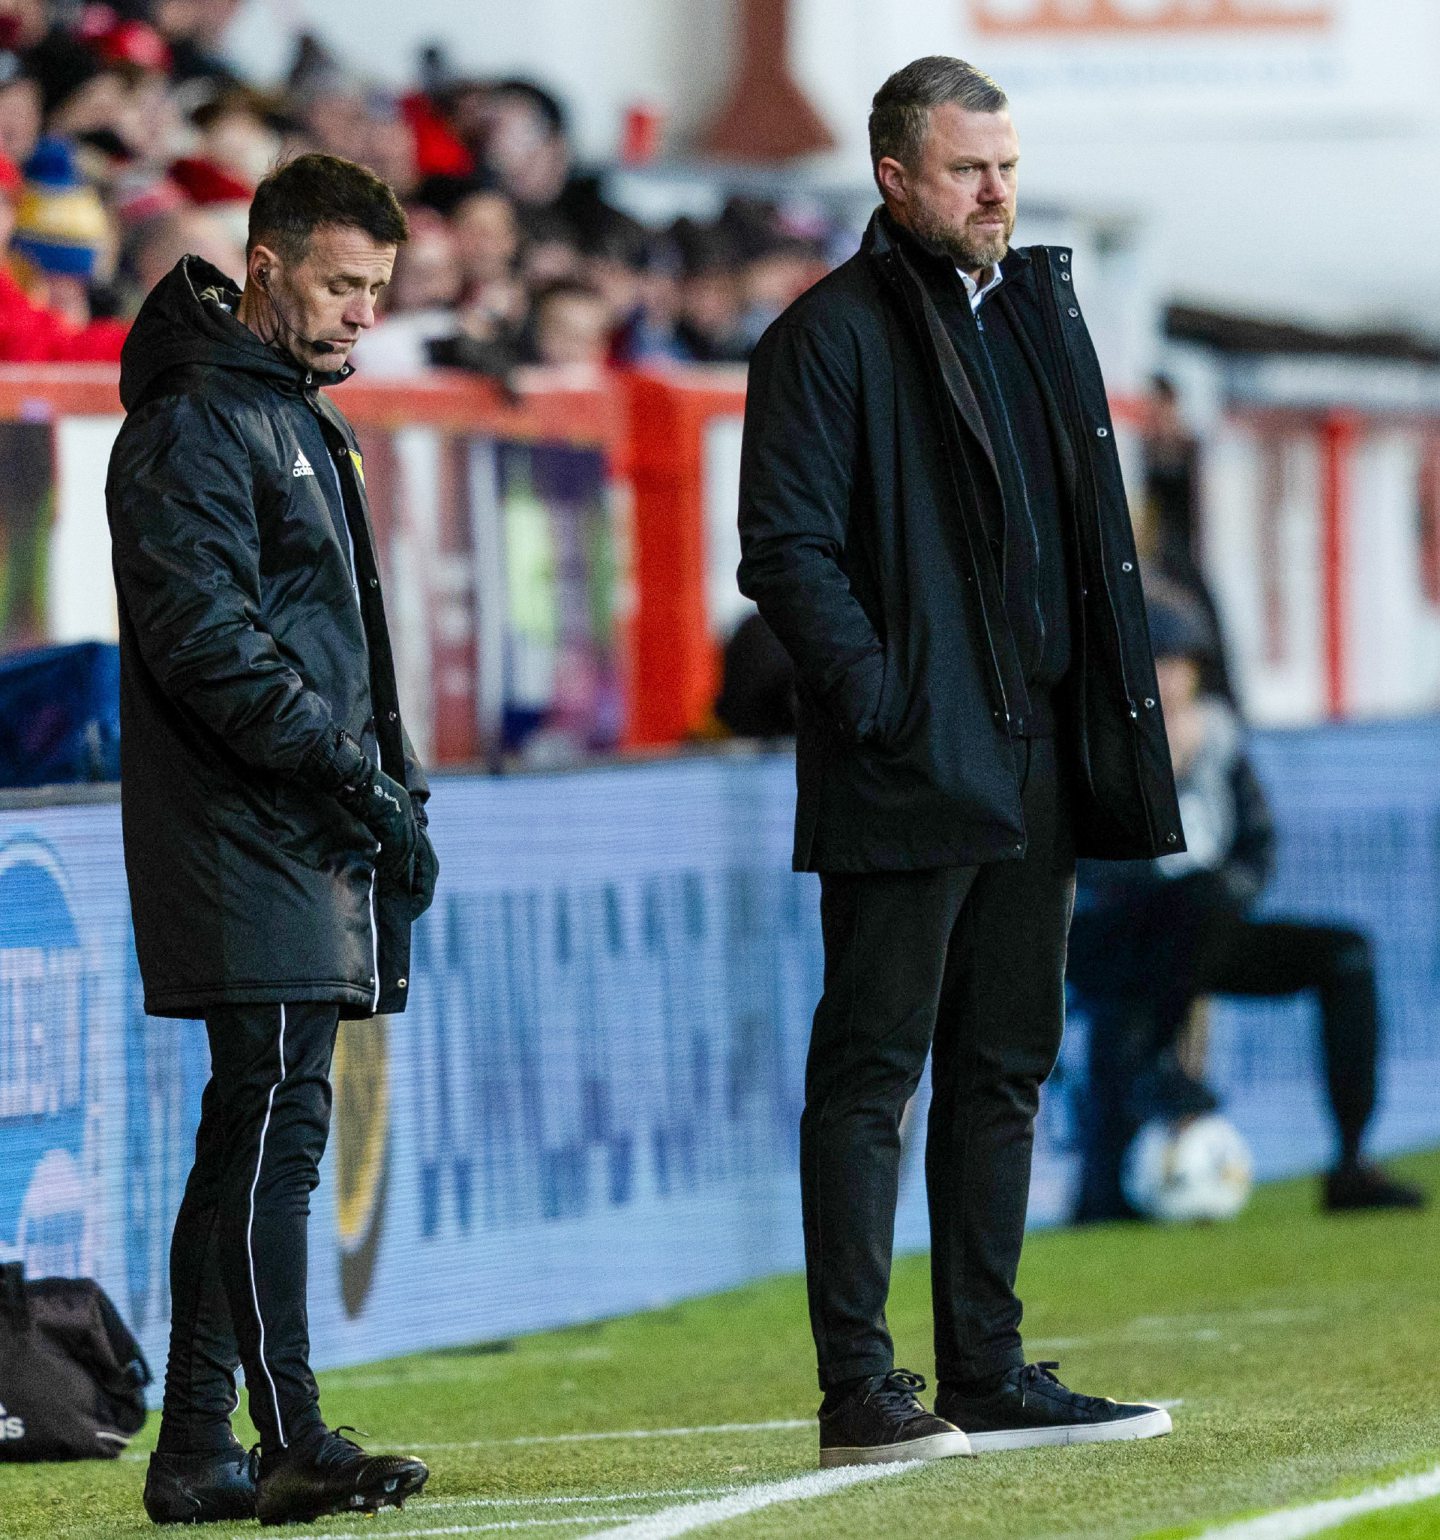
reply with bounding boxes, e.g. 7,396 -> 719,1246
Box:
1326,1494 -> 1440,1538
2,1149 -> 1438,1540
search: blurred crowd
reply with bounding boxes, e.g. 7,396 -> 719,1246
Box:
0,0 -> 839,375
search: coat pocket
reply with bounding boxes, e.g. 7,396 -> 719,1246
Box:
866,644 -> 911,750
274,782 -> 376,872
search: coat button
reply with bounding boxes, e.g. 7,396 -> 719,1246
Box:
369,576 -> 379,589
1122,560 -> 1133,572
1144,697 -> 1155,708
1166,832 -> 1179,845
1068,307 -> 1079,318
398,977 -> 407,988
387,710 -> 397,722
1058,252 -> 1069,263
1060,272 -> 1071,283
1096,426 -> 1109,438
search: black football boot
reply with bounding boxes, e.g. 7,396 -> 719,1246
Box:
256,1425 -> 429,1525
143,1442 -> 258,1524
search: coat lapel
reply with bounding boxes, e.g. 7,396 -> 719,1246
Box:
995,272 -> 1080,509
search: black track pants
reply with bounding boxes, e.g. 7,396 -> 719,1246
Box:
801,736 -> 1076,1389
1201,920 -> 1379,1165
158,1002 -> 340,1456
1076,919 -> 1380,1221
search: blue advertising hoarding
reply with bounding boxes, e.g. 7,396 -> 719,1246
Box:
0,731 -> 1437,1399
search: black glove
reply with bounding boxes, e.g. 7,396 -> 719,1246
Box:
298,727 -> 425,879
302,729 -> 415,878
405,823 -> 439,919
342,767 -> 417,878
345,767 -> 417,878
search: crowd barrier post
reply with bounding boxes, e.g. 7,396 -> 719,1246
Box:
622,367 -> 747,746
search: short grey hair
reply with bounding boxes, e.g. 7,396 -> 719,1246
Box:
868,56 -> 1008,184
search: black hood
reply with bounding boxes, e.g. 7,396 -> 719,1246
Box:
119,256 -> 350,412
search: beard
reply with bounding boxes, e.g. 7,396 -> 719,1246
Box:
909,199 -> 1014,272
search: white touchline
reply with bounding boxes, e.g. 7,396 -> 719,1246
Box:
423,1490 -> 738,1510
1029,1306 -> 1325,1354
1195,1462 -> 1440,1540
316,1517 -> 648,1538
413,1420 -> 811,1450
575,1462 -> 923,1540
338,1347 -> 615,1388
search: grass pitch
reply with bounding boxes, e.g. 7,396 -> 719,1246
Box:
3,1148 -> 1438,1540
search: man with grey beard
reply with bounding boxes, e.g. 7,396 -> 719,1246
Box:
738,56 -> 1183,1466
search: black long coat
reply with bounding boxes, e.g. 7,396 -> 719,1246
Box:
107,257 -> 427,1019
738,209 -> 1184,872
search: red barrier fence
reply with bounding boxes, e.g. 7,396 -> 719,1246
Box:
2,361 -> 1430,743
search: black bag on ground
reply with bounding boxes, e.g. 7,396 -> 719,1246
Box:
0,1262 -> 151,1460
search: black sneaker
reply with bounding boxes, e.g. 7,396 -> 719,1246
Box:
935,1362 -> 1171,1452
143,1443 -> 258,1524
818,1369 -> 972,1468
1324,1162 -> 1427,1213
255,1426 -> 429,1525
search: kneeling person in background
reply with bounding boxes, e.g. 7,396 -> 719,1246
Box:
1067,583 -> 1426,1223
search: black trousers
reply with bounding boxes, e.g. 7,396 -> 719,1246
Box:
158,1002 -> 340,1456
802,736 -> 1075,1389
1076,917 -> 1380,1222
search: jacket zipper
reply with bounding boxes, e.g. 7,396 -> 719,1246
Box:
367,870 -> 380,1013
973,304 -> 1048,674
1032,252 -> 1134,710
885,252 -> 1015,737
1033,249 -> 1158,844
315,407 -> 386,1005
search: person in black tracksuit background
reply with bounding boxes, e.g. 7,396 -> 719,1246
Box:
108,155 -> 436,1527
738,56 -> 1184,1466
1067,583 -> 1427,1222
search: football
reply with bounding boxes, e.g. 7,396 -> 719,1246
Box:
1122,1113 -> 1255,1222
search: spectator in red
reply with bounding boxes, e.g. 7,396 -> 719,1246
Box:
0,141 -> 126,359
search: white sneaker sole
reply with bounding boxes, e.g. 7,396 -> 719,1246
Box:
820,1429 -> 974,1467
964,1405 -> 1172,1453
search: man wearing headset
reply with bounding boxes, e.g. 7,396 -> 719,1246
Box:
108,153 -> 436,1526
